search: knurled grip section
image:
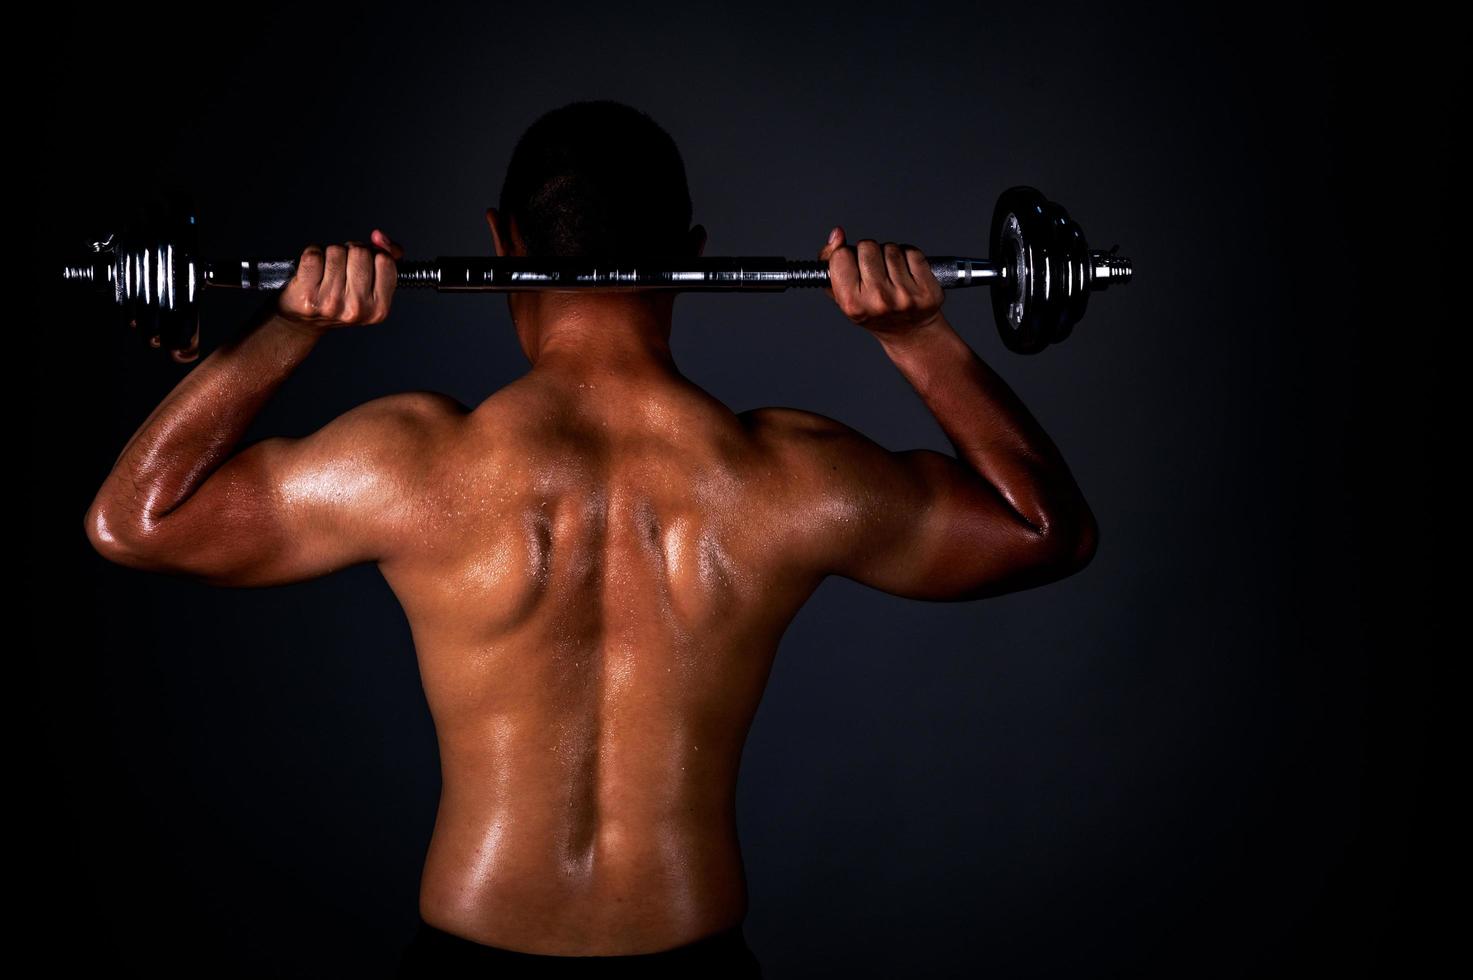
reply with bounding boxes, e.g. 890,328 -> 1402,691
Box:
240,260 -> 443,289
784,258 -> 967,289
783,261 -> 831,287
396,262 -> 442,287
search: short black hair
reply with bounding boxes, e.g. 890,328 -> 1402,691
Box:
498,100 -> 693,257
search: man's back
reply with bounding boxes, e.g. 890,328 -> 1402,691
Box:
390,370 -> 817,954
85,223 -> 1097,963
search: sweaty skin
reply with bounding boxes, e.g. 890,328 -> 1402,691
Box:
85,213 -> 1097,956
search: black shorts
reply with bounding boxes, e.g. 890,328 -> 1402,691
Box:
395,920 -> 765,979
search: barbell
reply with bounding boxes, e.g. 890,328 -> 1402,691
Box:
61,186 -> 1132,357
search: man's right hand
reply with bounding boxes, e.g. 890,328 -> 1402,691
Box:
818,226 -> 946,346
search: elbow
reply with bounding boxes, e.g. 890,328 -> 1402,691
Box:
84,500 -> 152,568
1033,505 -> 1099,577
1068,511 -> 1100,572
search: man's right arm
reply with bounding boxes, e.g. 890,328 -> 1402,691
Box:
748,229 -> 1097,602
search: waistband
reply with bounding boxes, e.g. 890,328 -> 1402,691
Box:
399,919 -> 763,977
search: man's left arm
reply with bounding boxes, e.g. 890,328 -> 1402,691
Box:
84,231 -> 464,587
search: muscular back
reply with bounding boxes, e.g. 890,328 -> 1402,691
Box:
85,236 -> 1095,959
383,372 -> 822,954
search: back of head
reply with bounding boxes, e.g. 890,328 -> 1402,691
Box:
498,101 -> 692,258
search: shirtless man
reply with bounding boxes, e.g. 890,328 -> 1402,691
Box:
84,101 -> 1097,976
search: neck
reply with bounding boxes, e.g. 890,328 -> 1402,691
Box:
521,294 -> 680,378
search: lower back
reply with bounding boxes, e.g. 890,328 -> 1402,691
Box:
380,374 -> 810,953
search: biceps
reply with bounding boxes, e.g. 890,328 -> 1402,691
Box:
828,449 -> 1065,601
118,437 -> 385,587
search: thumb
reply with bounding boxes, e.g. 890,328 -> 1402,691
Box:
817,225 -> 844,261
372,228 -> 405,260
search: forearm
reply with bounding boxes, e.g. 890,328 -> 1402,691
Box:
876,314 -> 1093,538
88,304 -> 324,539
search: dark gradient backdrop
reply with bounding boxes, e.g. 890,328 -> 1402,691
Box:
27,2 -> 1449,976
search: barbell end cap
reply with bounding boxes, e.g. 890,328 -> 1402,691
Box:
1089,249 -> 1133,289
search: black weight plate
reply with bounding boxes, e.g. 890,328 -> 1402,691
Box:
990,186 -> 1050,354
1033,197 -> 1070,348
1038,198 -> 1089,348
148,192 -> 199,356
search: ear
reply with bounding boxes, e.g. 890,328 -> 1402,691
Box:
689,223 -> 707,257
486,207 -> 509,257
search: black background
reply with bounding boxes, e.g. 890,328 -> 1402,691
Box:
26,2 -> 1450,976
